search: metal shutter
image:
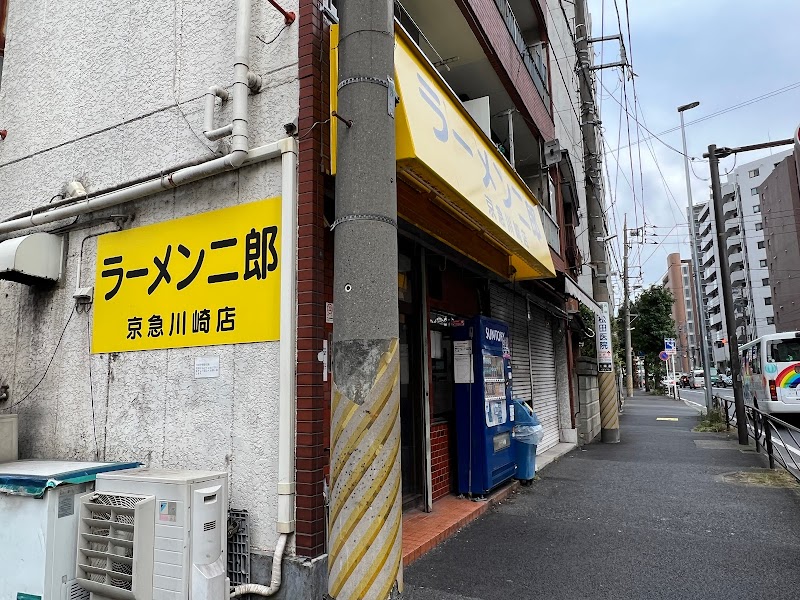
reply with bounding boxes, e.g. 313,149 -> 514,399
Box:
489,284 -> 531,405
529,306 -> 560,452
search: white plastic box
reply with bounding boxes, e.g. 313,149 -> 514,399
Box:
0,460 -> 139,600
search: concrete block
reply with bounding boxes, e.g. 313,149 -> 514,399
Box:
251,551 -> 328,600
560,428 -> 578,444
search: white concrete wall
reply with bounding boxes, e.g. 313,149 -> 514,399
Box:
0,0 -> 299,552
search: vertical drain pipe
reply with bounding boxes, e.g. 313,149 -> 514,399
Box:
230,0 -> 253,167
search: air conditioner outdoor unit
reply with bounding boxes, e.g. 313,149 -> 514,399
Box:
76,469 -> 228,600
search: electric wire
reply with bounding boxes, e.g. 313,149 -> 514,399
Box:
614,81 -> 800,153
5,307 -> 77,412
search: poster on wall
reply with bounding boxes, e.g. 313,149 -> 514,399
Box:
596,301 -> 613,373
92,197 -> 282,353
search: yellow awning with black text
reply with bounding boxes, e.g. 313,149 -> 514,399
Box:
331,26 -> 555,280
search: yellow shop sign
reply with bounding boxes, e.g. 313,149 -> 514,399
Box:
331,25 -> 555,280
92,198 -> 282,353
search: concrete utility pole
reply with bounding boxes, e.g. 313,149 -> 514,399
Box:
623,214 -> 634,399
575,0 -> 620,443
708,145 -> 748,445
329,0 -> 402,597
706,138 -> 793,446
678,101 -> 713,414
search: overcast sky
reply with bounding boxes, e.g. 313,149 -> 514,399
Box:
587,0 -> 800,304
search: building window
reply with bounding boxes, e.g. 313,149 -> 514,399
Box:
765,297 -> 772,306
751,187 -> 759,196
763,278 -> 770,286
767,317 -> 775,325
748,168 -> 760,178
760,259 -> 767,267
753,204 -> 761,213
755,223 -> 763,231
757,241 -> 765,249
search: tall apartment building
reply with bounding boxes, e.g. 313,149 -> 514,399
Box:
761,147 -> 800,331
662,253 -> 699,373
696,201 -> 729,368
693,150 -> 792,369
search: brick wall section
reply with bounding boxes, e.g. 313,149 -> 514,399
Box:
431,421 -> 453,501
456,0 -> 555,142
295,0 -> 331,558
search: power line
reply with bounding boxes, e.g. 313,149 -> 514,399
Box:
614,81 -> 800,154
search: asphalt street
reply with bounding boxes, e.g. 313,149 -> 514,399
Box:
404,393 -> 800,600
680,387 -> 800,477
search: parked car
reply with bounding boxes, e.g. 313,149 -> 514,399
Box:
690,368 -> 719,389
689,369 -> 705,389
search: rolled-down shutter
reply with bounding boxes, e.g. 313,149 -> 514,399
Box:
489,284 -> 531,405
529,306 -> 560,452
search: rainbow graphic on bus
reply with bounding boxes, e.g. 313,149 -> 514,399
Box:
774,364 -> 800,388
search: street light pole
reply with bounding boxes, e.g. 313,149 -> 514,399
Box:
678,102 -> 713,414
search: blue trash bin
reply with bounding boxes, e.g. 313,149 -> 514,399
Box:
512,400 -> 542,484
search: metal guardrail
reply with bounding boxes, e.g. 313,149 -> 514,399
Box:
715,395 -> 800,482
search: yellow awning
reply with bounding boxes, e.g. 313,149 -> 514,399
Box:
331,25 -> 555,280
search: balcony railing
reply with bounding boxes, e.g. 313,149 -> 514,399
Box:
493,0 -> 550,111
702,248 -> 715,266
540,205 -> 560,254
723,198 -> 737,215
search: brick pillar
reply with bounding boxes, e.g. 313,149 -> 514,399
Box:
295,0 -> 331,558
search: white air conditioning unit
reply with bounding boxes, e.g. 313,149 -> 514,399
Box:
76,469 -> 228,600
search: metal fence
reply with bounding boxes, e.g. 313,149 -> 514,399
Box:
716,396 -> 800,482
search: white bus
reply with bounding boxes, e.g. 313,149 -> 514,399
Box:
740,332 -> 800,414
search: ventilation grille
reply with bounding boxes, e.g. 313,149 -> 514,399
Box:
227,509 -> 250,587
67,580 -> 90,600
76,492 -> 155,599
203,520 -> 217,532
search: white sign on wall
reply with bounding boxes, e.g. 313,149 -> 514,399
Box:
194,356 -> 220,379
596,302 -> 613,373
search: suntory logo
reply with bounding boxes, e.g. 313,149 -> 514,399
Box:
485,328 -> 505,343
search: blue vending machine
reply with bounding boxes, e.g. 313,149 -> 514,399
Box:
453,316 -> 516,496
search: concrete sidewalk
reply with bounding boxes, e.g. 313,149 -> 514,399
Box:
404,393 -> 800,600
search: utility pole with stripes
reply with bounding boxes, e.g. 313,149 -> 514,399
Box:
328,0 -> 402,597
576,0 -> 621,442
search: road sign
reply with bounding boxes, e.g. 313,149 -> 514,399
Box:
664,338 -> 676,355
659,350 -> 669,361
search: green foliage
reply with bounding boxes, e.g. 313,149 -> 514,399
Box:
630,285 -> 676,391
694,408 -> 728,432
579,305 -> 596,358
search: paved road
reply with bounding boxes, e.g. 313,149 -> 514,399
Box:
680,387 -> 800,479
405,393 -> 800,600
